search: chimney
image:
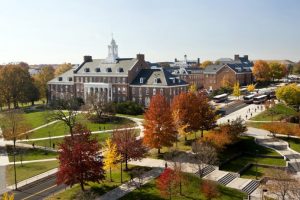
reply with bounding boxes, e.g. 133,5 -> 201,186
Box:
234,54 -> 239,61
84,55 -> 93,62
136,54 -> 145,61
175,58 -> 178,62
244,55 -> 249,61
197,58 -> 200,65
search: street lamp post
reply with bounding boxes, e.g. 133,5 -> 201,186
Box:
255,150 -> 258,180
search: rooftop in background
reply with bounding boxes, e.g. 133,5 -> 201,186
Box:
170,55 -> 200,68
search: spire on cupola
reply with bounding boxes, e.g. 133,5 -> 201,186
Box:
105,34 -> 119,63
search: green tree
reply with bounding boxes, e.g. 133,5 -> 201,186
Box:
269,62 -> 287,81
33,66 -> 54,102
54,63 -> 72,77
233,82 -> 241,99
201,60 -> 213,68
276,84 -> 300,106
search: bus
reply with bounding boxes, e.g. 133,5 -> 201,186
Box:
213,93 -> 228,103
243,94 -> 255,104
253,95 -> 268,104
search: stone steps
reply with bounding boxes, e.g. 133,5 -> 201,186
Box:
217,173 -> 239,185
242,180 -> 260,195
195,165 -> 216,177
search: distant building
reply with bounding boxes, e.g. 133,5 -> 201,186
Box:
170,55 -> 200,68
48,38 -> 188,107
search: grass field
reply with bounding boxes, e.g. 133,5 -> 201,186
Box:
6,160 -> 58,185
23,110 -> 52,129
241,166 -> 271,179
48,164 -> 151,200
251,103 -> 297,121
22,132 -> 112,149
120,173 -> 246,200
279,136 -> 300,153
28,115 -> 135,139
6,145 -> 57,162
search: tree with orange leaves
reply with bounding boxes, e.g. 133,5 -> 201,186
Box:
201,180 -> 219,200
204,128 -> 232,151
252,60 -> 271,82
143,94 -> 177,154
156,168 -> 181,199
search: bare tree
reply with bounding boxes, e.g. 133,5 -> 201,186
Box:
50,98 -> 81,137
191,141 -> 218,179
83,93 -> 115,123
1,110 -> 30,189
265,169 -> 298,200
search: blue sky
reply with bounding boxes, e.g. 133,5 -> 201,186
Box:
0,0 -> 299,64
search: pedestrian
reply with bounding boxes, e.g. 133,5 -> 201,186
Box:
251,113 -> 252,117
32,143 -> 35,148
227,119 -> 230,123
53,143 -> 55,149
255,108 -> 256,112
246,115 -> 248,119
165,162 -> 168,169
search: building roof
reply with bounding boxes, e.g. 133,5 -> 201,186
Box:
203,65 -> 223,73
131,68 -> 187,86
74,58 -> 138,76
48,66 -> 76,85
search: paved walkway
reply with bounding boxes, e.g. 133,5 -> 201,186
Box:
217,104 -> 266,124
0,128 -> 9,192
244,127 -> 300,173
96,168 -> 162,200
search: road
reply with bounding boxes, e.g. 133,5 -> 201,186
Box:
222,100 -> 248,115
13,174 -> 66,200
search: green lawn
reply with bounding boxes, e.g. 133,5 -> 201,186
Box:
279,136 -> 300,153
120,173 -> 246,200
6,145 -> 57,162
48,164 -> 152,200
251,103 -> 297,121
28,115 -> 135,139
6,160 -> 58,185
22,132 -> 112,149
219,136 -> 281,163
241,166 -> 271,179
220,136 -> 286,177
23,110 -> 52,129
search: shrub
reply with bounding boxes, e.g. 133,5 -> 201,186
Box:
114,101 -> 144,115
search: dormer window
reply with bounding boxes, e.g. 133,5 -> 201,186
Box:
58,77 -> 63,81
140,77 -> 144,84
106,68 -> 112,72
68,77 -> 72,81
95,68 -> 101,72
84,68 -> 90,72
117,67 -> 124,73
154,78 -> 161,84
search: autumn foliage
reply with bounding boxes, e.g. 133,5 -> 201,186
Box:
57,124 -> 105,191
204,128 -> 232,151
252,60 -> 271,82
262,122 -> 300,137
112,127 -> 146,170
103,138 -> 121,182
201,180 -> 219,200
144,94 -> 177,153
156,168 -> 181,199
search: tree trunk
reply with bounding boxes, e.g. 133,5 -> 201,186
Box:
201,129 -> 204,138
13,138 -> 17,190
158,148 -> 161,154
184,136 -> 187,141
110,167 -> 112,182
194,131 -> 197,139
125,154 -> 128,171
31,101 -> 34,106
80,181 -> 85,191
120,162 -> 123,183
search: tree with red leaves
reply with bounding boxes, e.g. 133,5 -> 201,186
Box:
56,124 -> 105,191
201,180 -> 219,200
156,168 -> 180,199
144,94 -> 177,153
112,126 -> 147,171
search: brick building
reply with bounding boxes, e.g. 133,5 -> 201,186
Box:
48,38 -> 188,107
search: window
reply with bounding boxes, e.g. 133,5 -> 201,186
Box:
68,77 -> 72,81
146,88 -> 149,95
153,88 -> 156,95
117,67 -> 124,73
160,89 -> 163,95
95,68 -> 101,72
84,68 -> 90,72
106,68 -> 112,72
140,77 -> 144,84
58,77 -> 63,81
154,78 -> 161,84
